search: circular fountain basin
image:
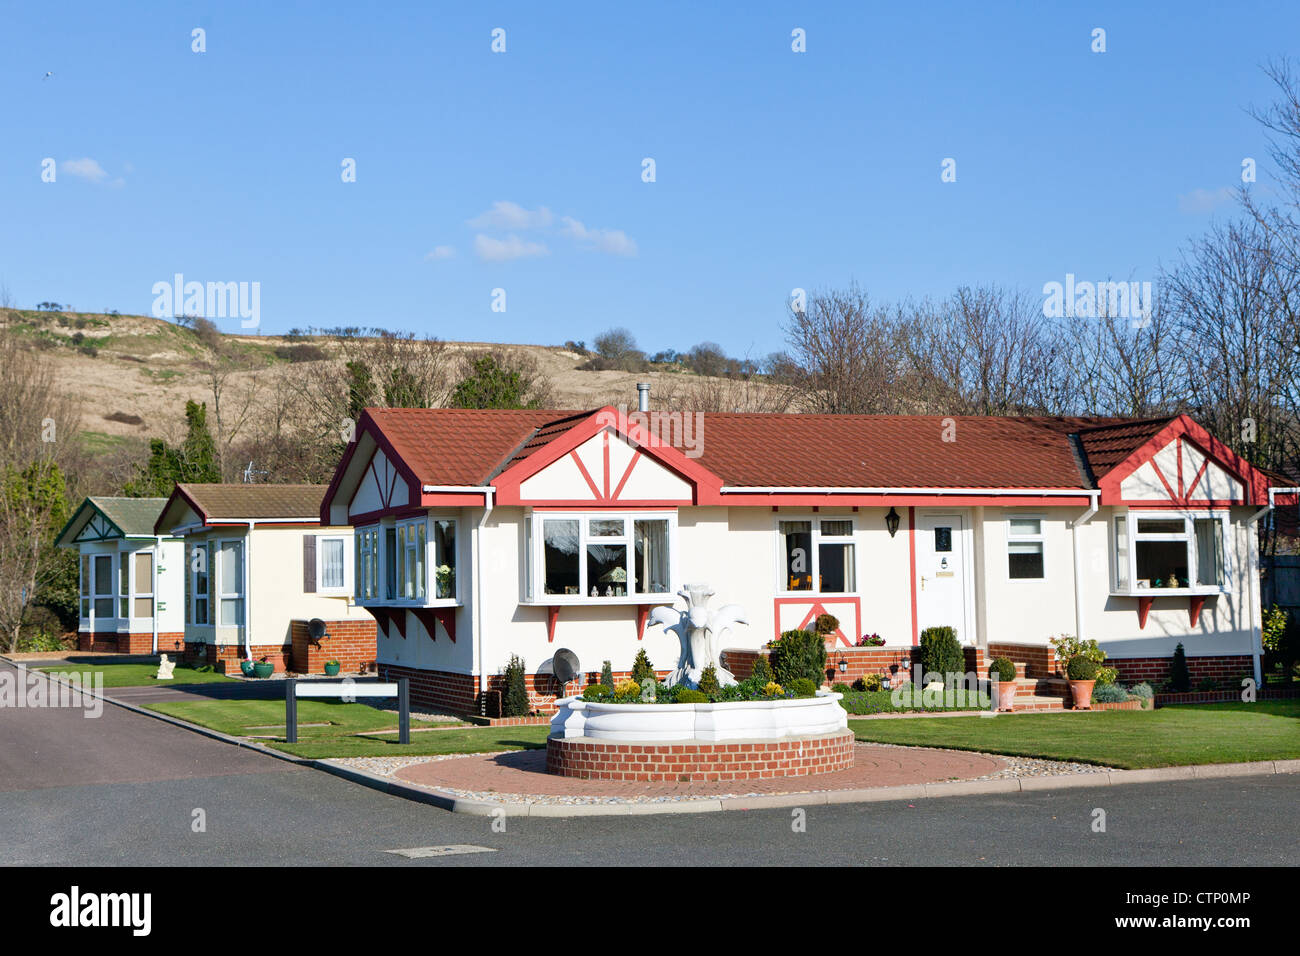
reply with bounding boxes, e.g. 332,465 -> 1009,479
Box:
546,691 -> 853,781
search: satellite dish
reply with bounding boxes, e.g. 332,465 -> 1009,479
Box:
541,648 -> 581,699
307,618 -> 327,647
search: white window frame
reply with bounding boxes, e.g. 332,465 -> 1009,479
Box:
216,537 -> 246,628
1005,513 -> 1046,581
356,517 -> 459,607
130,548 -> 156,620
395,517 -> 427,603
775,515 -> 859,596
355,525 -> 378,602
1109,510 -> 1232,596
316,535 -> 351,596
525,510 -> 678,605
92,552 -> 116,622
191,541 -> 212,626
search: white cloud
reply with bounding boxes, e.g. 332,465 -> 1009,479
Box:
467,201 -> 553,230
424,245 -> 456,261
473,234 -> 549,261
62,158 -> 109,182
559,216 -> 638,257
1178,186 -> 1233,214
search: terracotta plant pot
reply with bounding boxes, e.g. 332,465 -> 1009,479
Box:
1069,679 -> 1095,710
996,680 -> 1018,712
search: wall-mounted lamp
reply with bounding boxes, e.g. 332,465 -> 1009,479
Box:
885,507 -> 901,538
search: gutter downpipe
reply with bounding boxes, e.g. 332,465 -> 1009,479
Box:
1071,491 -> 1101,643
474,489 -> 495,705
244,520 -> 256,662
152,535 -> 162,655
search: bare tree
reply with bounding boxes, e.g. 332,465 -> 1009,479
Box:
783,284 -> 914,413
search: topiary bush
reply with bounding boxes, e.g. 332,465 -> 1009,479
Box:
1066,655 -> 1098,681
788,677 -> 818,698
675,688 -> 708,704
600,660 -> 614,689
697,664 -> 721,696
1167,642 -> 1191,692
989,656 -> 1017,683
919,626 -> 964,684
769,629 -> 827,687
749,654 -> 773,684
1092,683 -> 1131,703
814,613 -> 840,637
630,648 -> 655,683
502,654 -> 530,716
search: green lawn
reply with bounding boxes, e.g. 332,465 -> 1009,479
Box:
38,662 -> 235,688
146,698 -> 402,737
143,697 -> 550,760
848,700 -> 1300,769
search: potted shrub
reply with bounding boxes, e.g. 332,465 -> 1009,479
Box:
253,657 -> 274,679
1066,655 -> 1097,709
323,659 -> 341,677
989,656 -> 1018,711
919,626 -> 964,689
239,659 -> 256,677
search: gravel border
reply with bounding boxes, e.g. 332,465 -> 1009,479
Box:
330,744 -> 1113,807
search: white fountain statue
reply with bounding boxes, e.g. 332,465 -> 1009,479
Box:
649,583 -> 748,688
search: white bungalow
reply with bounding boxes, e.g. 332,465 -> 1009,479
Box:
319,403 -> 1298,714
153,484 -> 376,673
57,497 -> 185,654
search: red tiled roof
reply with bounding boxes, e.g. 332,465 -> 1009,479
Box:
358,408 -> 1194,491
365,408 -> 587,486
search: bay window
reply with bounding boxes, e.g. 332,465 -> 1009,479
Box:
531,512 -> 675,601
217,539 -> 245,626
778,518 -> 856,594
355,526 -> 379,601
1112,511 -> 1229,593
191,542 -> 211,625
93,554 -> 114,619
354,517 -> 457,604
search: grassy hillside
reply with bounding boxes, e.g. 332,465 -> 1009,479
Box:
2,309 -> 778,443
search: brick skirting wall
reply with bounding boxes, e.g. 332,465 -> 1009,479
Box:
377,664 -> 674,716
289,619 -> 377,675
182,641 -> 293,673
723,645 -> 1002,686
546,729 -> 856,782
77,631 -> 183,654
1110,654 -> 1254,687
988,642 -> 1059,679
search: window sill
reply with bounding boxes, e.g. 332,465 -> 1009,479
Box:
526,595 -> 675,607
776,591 -> 861,598
360,598 -> 462,609
1109,587 -> 1227,598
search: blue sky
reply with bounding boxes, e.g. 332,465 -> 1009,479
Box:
3,1 -> 1297,357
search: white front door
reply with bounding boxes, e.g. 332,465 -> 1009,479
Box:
915,513 -> 970,643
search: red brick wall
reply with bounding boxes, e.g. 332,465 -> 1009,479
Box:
987,642 -> 1059,679
1111,654 -> 1254,687
376,663 -> 672,716
546,730 -> 856,782
290,619 -> 377,675
182,641 -> 293,673
76,631 -> 183,654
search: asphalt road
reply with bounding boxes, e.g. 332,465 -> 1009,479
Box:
3,662 -> 1297,866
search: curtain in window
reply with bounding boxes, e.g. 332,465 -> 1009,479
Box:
321,539 -> 345,589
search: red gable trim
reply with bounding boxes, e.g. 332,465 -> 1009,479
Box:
492,407 -> 724,506
1097,414 -> 1264,507
320,411 -> 432,523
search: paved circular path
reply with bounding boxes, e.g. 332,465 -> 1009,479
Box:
393,743 -> 1005,798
